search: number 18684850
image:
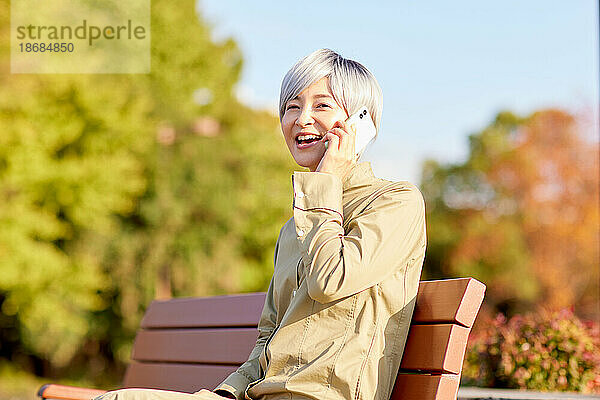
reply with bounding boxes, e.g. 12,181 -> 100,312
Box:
19,42 -> 74,53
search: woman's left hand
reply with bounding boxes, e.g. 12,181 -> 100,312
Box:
315,119 -> 357,182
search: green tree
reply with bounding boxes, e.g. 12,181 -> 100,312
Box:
0,0 -> 296,384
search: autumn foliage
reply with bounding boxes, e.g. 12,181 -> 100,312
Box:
421,109 -> 599,317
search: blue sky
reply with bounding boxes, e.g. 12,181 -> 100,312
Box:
198,1 -> 599,183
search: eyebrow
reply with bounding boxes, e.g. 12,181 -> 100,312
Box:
291,93 -> 334,101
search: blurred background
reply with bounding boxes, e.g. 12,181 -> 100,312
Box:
0,0 -> 598,398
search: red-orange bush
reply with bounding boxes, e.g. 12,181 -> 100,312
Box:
462,309 -> 600,393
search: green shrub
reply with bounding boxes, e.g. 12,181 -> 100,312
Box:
463,309 -> 600,393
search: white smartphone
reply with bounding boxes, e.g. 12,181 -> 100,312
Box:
346,106 -> 376,156
324,106 -> 376,157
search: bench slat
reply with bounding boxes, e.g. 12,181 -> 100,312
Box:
130,324 -> 467,374
140,293 -> 266,329
125,364 -> 461,400
400,324 -> 469,374
131,328 -> 257,364
123,362 -> 237,393
139,278 -> 484,330
38,384 -> 107,400
412,278 -> 485,328
391,374 -> 460,400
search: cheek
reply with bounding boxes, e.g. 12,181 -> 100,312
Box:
319,111 -> 347,131
323,117 -> 337,131
281,120 -> 295,143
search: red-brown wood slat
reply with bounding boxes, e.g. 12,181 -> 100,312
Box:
38,384 -> 107,400
139,278 -> 484,330
390,374 -> 460,400
130,324 -> 468,374
124,365 -> 462,400
123,362 -> 238,393
400,324 -> 470,374
412,278 -> 485,328
140,293 -> 266,329
131,328 -> 258,364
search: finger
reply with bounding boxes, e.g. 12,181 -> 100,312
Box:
332,119 -> 354,137
340,119 -> 355,135
330,127 -> 354,161
330,128 -> 350,153
328,127 -> 346,138
324,131 -> 340,151
331,119 -> 344,129
344,122 -> 356,159
337,120 -> 356,159
322,130 -> 338,147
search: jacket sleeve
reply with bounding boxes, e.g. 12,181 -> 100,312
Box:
292,171 -> 426,304
212,239 -> 280,399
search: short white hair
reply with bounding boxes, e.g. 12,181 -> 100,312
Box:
279,49 -> 383,140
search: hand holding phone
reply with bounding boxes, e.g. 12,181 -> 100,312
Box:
324,106 -> 376,158
316,106 -> 376,179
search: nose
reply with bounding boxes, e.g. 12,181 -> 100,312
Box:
295,106 -> 314,127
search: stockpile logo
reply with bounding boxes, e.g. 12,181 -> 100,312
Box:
11,0 -> 150,73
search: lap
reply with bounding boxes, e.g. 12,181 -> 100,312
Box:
95,388 -> 225,400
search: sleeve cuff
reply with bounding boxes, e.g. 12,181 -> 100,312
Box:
292,171 -> 343,215
213,372 -> 252,400
292,171 -> 344,261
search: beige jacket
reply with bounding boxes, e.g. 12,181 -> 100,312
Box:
215,162 -> 426,400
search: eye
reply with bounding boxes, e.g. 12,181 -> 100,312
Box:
316,103 -> 332,109
285,103 -> 299,111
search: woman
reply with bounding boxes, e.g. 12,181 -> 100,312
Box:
99,48 -> 426,400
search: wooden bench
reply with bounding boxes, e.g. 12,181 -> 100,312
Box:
38,277 -> 485,400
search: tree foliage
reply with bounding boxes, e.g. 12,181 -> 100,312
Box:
421,109 -> 598,317
0,0 -> 295,382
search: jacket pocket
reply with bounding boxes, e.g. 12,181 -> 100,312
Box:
286,294 -> 357,396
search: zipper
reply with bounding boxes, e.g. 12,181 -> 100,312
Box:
262,258 -> 301,369
249,257 -> 302,397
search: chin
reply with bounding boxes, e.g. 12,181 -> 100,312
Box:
287,143 -> 324,170
293,155 -> 320,170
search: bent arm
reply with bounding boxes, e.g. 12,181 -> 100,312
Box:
292,171 -> 426,304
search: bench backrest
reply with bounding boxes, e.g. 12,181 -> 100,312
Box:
123,277 -> 485,400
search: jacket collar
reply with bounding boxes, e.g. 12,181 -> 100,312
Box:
342,161 -> 376,192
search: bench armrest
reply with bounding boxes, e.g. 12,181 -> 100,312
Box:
38,384 -> 108,400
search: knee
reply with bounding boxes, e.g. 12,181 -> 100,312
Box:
94,388 -> 148,400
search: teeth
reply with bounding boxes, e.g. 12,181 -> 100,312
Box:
297,134 -> 321,141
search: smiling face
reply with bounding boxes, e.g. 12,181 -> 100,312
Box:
281,77 -> 348,171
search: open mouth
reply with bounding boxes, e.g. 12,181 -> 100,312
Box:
295,134 -> 323,147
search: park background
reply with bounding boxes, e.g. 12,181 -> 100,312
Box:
0,0 -> 599,398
